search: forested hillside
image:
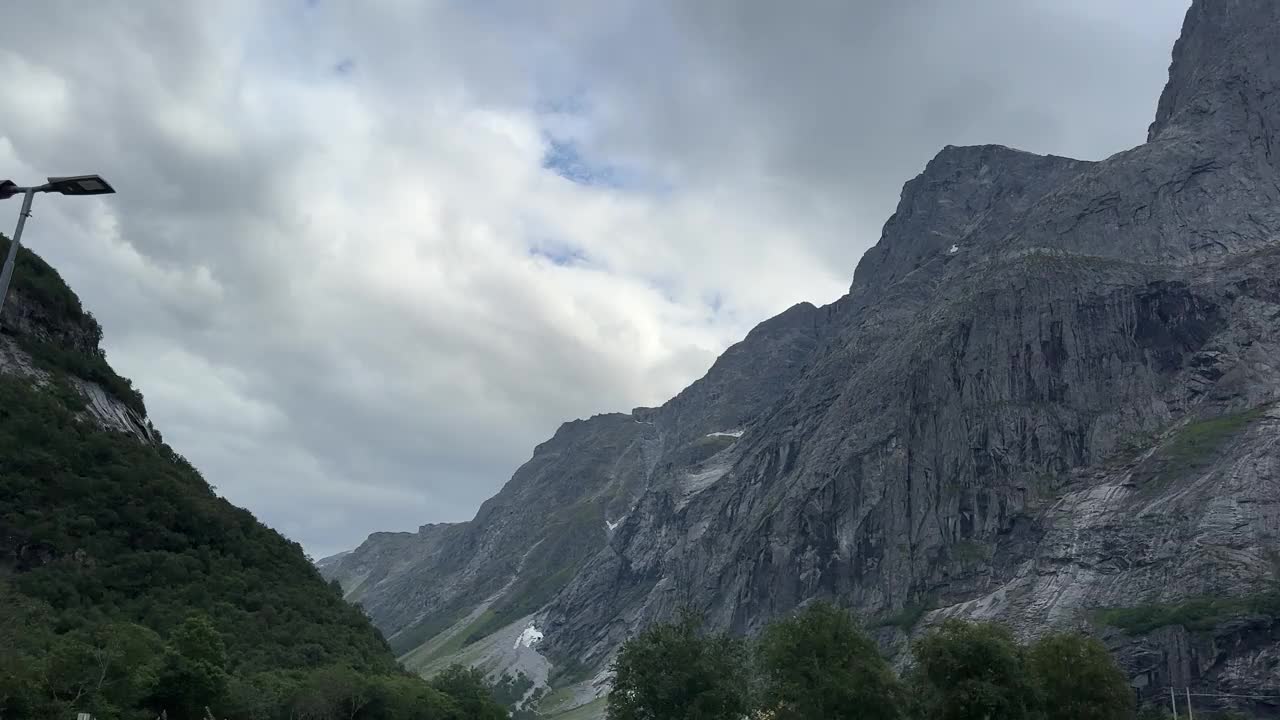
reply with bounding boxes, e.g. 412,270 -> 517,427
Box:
0,235 -> 504,719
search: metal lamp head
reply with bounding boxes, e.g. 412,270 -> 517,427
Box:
1,172 -> 116,327
45,175 -> 116,196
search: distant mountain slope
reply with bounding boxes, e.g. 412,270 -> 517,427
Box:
323,1 -> 1280,717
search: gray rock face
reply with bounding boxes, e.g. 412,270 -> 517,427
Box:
0,288 -> 155,442
324,303 -> 829,664
1149,0 -> 1280,146
322,1 -> 1280,714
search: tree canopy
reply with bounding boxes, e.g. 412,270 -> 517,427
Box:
756,602 -> 904,720
1028,632 -> 1134,720
908,619 -> 1040,720
605,610 -> 1140,720
607,611 -> 753,720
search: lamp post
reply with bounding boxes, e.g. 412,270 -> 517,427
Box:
0,175 -> 115,324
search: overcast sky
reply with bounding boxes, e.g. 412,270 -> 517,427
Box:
0,1 -> 1189,557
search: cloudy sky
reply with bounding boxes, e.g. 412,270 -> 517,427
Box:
0,0 -> 1188,557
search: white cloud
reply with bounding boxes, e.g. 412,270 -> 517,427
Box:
0,52 -> 71,136
0,1 -> 1190,556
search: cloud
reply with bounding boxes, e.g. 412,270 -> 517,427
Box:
0,1 -> 1188,556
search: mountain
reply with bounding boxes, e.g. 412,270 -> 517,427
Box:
322,1 -> 1280,716
0,239 -> 511,718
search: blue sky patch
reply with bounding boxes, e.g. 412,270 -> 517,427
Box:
540,136 -> 673,197
528,237 -> 591,268
541,137 -> 624,188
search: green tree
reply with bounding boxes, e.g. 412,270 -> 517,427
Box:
909,619 -> 1038,720
607,612 -> 752,720
289,666 -> 379,720
221,671 -> 300,720
490,671 -> 535,709
372,674 -> 462,720
0,583 -> 54,719
428,665 -> 507,720
41,622 -> 162,717
1027,632 -> 1133,720
757,602 -> 904,720
149,614 -> 230,718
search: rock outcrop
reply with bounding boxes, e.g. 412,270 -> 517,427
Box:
0,236 -> 155,441
322,2 -> 1280,716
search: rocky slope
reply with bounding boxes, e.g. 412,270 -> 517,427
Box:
0,235 -> 155,441
322,1 -> 1280,716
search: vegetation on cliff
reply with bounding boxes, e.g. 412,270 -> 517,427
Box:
0,244 -> 506,719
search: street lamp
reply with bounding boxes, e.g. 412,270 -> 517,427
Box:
0,175 -> 115,324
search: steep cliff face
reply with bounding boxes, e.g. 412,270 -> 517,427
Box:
322,1 -> 1280,715
325,300 -> 830,671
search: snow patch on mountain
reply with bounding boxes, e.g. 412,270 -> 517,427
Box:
515,624 -> 544,650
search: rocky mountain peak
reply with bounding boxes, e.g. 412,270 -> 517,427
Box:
1148,0 -> 1280,146
849,144 -> 1085,293
322,5 -> 1280,716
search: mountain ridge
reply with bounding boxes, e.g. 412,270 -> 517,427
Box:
322,1 -> 1280,716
